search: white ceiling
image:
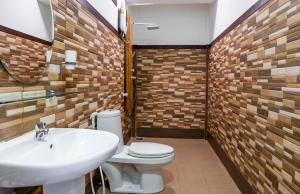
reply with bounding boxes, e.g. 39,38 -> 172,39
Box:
126,0 -> 215,6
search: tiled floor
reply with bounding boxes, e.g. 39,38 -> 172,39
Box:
97,138 -> 241,194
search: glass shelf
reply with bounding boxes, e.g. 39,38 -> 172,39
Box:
0,91 -> 79,105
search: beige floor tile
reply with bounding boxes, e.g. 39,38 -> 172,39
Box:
200,165 -> 229,177
210,189 -> 242,194
177,164 -> 206,178
179,187 -> 210,194
177,165 -> 207,192
159,186 -> 180,194
205,175 -> 238,191
162,165 -> 180,189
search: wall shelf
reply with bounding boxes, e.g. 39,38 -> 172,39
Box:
0,91 -> 79,105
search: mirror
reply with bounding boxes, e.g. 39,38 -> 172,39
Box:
0,0 -> 54,84
0,50 -> 51,84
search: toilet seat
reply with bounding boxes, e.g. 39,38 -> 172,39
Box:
128,142 -> 174,158
108,145 -> 174,165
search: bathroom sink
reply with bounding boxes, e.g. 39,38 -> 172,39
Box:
0,128 -> 119,194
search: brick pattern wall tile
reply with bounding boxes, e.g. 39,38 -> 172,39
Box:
136,49 -> 207,130
208,0 -> 300,193
0,0 -> 130,143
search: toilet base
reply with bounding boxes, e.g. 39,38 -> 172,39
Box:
102,163 -> 165,194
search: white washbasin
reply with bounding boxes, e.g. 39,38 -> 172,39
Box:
0,128 -> 119,194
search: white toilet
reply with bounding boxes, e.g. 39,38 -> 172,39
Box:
91,109 -> 174,194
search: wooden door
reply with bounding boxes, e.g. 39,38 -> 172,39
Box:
125,16 -> 133,111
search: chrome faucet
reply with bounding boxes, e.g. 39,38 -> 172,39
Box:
35,122 -> 49,141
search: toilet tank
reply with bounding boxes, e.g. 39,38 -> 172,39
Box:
96,109 -> 124,154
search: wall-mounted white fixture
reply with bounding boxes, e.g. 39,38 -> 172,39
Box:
118,0 -> 127,35
46,50 -> 52,63
132,22 -> 160,30
64,50 -> 77,70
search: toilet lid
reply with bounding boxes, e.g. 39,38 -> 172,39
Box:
128,142 -> 174,158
